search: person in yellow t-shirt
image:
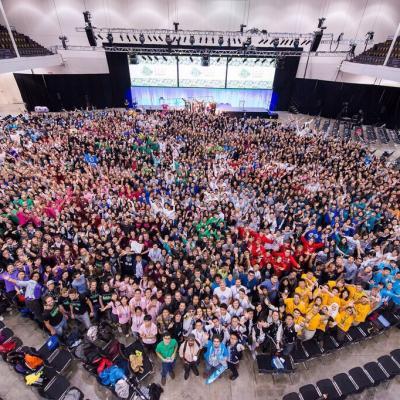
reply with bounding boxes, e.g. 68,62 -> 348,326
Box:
346,284 -> 366,302
353,296 -> 371,325
301,272 -> 317,289
307,296 -> 323,313
339,289 -> 351,309
283,293 -> 306,315
302,304 -> 321,341
295,279 -> 313,305
293,309 -> 306,336
333,306 -> 354,342
327,279 -> 345,293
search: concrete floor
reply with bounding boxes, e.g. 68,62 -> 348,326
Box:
0,311 -> 399,400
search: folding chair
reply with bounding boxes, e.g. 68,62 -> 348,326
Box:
299,384 -> 321,400
316,379 -> 341,400
282,393 -> 301,400
363,361 -> 389,386
389,349 -> 400,365
47,348 -> 73,374
292,341 -> 309,366
357,321 -> 378,338
348,366 -> 374,392
39,373 -> 71,400
333,373 -> 358,397
122,340 -> 154,382
377,355 -> 400,379
321,335 -> 340,354
301,339 -> 323,359
346,326 -> 366,342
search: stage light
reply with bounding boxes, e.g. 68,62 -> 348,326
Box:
242,58 -> 247,63
184,36 -> 187,43
147,35 -> 152,42
238,38 -> 241,44
212,37 -> 215,44
83,11 -> 91,24
254,58 -> 259,63
158,35 -> 163,41
227,57 -> 232,63
173,22 -> 179,32
264,39 -> 269,45
261,59 -> 266,63
228,38 -> 231,46
133,35 -> 138,41
165,35 -> 173,45
129,54 -> 139,64
148,56 -> 152,61
258,39 -> 264,44
162,56 -> 167,61
199,37 -> 203,43
272,38 -> 279,48
233,38 -> 236,44
107,33 -> 113,44
189,56 -> 193,62
306,40 -> 312,45
97,34 -> 103,40
269,59 -> 274,64
244,37 -> 251,47
280,39 -> 285,45
294,38 -> 299,49
190,35 -> 195,45
301,39 -> 306,45
240,24 -> 247,34
218,36 -> 224,46
153,35 -> 157,41
349,43 -> 356,56
366,31 -> 374,41
154,56 -> 158,61
142,55 -> 147,60
289,39 -> 293,45
205,37 -> 208,43
217,57 -> 220,62
139,34 -> 145,44
126,34 -> 130,42
318,17 -> 326,29
201,54 -> 210,66
59,35 -> 68,50
120,34 -> 123,41
177,37 -> 181,45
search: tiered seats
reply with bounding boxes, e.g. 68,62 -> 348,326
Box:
353,36 -> 400,68
0,24 -> 52,59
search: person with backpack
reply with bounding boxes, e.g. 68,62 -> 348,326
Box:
178,334 -> 201,380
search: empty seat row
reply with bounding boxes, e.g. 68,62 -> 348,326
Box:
283,349 -> 400,400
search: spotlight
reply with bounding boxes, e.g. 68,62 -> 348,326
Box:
205,37 -> 208,43
238,38 -> 241,44
189,56 -> 193,62
148,56 -> 152,61
293,38 -> 299,49
269,59 -> 274,65
218,36 -> 224,46
129,54 -> 139,64
153,35 -> 157,41
228,38 -> 231,46
177,37 -> 181,45
147,35 -> 152,42
240,24 -> 246,34
227,57 -> 232,63
165,35 -> 172,45
158,35 -> 163,41
366,31 -> 374,41
272,38 -> 279,48
261,59 -> 266,63
349,43 -> 356,56
199,37 -> 202,43
139,34 -> 145,44
59,35 -> 68,50
126,34 -> 131,42
201,54 -> 210,66
264,39 -> 269,45
142,55 -> 147,61
184,36 -> 187,43
190,36 -> 195,45
83,11 -> 91,24
318,17 -> 326,29
162,56 -> 167,61
173,22 -> 179,32
120,34 -> 123,41
107,33 -> 113,44
97,34 -> 103,40
301,39 -> 306,45
212,37 -> 215,44
242,58 -> 247,63
217,57 -> 220,62
280,39 -> 285,45
233,38 -> 236,44
133,35 -> 138,41
289,39 -> 293,45
336,32 -> 344,43
254,58 -> 260,63
154,56 -> 159,61
258,39 -> 264,44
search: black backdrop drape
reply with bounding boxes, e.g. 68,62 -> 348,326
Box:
14,73 -> 113,111
287,78 -> 400,128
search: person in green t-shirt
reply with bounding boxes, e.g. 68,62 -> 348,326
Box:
156,332 -> 178,385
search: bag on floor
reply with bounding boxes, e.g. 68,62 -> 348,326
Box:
46,335 -> 59,352
99,365 -> 125,387
98,321 -> 114,342
0,340 -> 17,354
271,356 -> 285,370
25,370 -> 44,386
24,353 -> 44,370
87,326 -> 98,342
63,387 -> 84,400
6,350 -> 25,364
102,339 -> 120,360
115,379 -> 130,399
65,327 -> 82,348
148,383 -> 164,400
15,362 -> 30,375
96,357 -> 113,375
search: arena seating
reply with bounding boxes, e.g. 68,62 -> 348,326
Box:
0,25 -> 52,58
353,36 -> 400,67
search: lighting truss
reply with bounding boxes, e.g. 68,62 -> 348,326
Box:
57,45 -> 349,57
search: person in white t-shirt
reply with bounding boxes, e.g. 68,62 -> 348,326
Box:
213,281 -> 233,305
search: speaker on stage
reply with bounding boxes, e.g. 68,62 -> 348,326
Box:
85,26 -> 97,47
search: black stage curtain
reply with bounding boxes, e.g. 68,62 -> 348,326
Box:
288,78 -> 400,128
14,73 -> 113,111
105,52 -> 131,107
272,56 -> 301,111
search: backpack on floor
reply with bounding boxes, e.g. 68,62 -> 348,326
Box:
115,379 -> 130,399
0,340 -> 17,354
63,387 -> 84,400
25,370 -> 44,386
148,383 -> 164,400
24,353 -> 44,370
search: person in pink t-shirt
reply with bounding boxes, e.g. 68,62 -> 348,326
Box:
139,314 -> 158,351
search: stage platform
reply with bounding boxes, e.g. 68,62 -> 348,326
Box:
140,105 -> 278,119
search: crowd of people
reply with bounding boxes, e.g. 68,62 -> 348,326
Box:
0,109 -> 399,386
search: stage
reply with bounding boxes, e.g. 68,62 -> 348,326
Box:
140,104 -> 278,118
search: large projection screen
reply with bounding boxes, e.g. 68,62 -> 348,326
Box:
178,56 -> 226,88
129,55 -> 177,87
227,58 -> 276,89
